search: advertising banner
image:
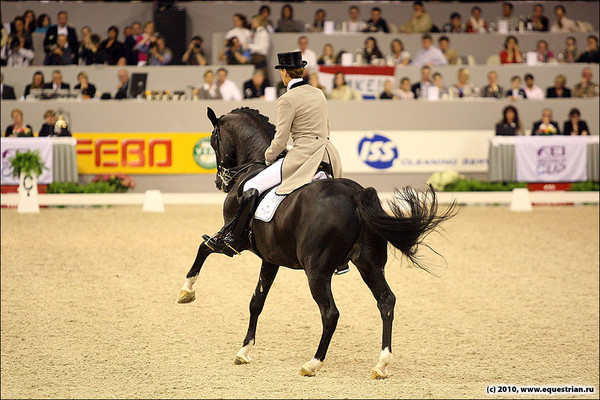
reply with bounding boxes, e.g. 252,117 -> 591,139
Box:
73,132 -> 216,174
515,136 -> 588,182
329,130 -> 493,173
318,65 -> 395,98
1,138 -> 53,184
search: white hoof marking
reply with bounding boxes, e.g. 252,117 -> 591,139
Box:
300,358 -> 323,376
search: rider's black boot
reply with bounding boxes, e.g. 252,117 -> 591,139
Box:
205,188 -> 260,257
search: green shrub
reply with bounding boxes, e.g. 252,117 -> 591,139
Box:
47,181 -> 120,194
569,181 -> 600,191
442,179 -> 527,192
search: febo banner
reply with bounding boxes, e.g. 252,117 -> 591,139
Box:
515,136 -> 588,182
73,133 -> 216,174
318,66 -> 395,98
1,138 -> 53,184
330,130 -> 493,173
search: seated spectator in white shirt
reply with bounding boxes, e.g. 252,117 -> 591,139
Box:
410,65 -> 433,98
225,14 -> 252,48
346,5 -> 367,33
522,73 -> 544,99
410,34 -> 448,66
193,70 -> 222,100
466,6 -> 489,33
389,39 -> 411,65
550,5 -> 579,33
451,68 -> 478,98
243,69 -> 268,99
295,36 -> 318,72
216,67 -> 242,101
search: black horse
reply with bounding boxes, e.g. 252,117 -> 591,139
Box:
178,107 -> 456,378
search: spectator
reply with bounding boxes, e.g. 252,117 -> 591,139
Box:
401,1 -> 432,34
74,71 -> 96,98
522,73 -> 544,100
389,39 -> 410,65
379,79 -> 396,100
124,21 -> 141,66
346,5 -> 367,33
1,17 -> 34,67
248,15 -> 271,82
577,35 -> 599,63
218,36 -> 250,65
276,4 -> 303,33
497,2 -> 518,32
362,7 -> 389,33
362,36 -> 384,65
4,109 -> 33,137
23,10 -> 36,34
573,67 -> 599,98
295,36 -> 317,72
397,77 -> 415,100
81,33 -> 103,65
466,6 -> 488,33
43,69 -> 70,90
432,72 -> 448,98
559,36 -> 578,63
134,21 -> 155,66
99,26 -> 125,65
43,11 -> 78,64
535,40 -> 555,63
308,72 -> 326,95
216,67 -> 242,101
528,4 -> 549,32
243,69 -> 268,99
495,105 -> 523,136
309,9 -> 326,33
441,12 -> 465,33
23,70 -> 44,98
411,65 -> 433,98
438,36 -> 458,65
481,71 -> 504,99
1,73 -> 16,99
193,69 -> 222,100
38,109 -> 71,137
532,108 -> 560,135
550,5 -> 579,33
35,14 -> 51,33
147,36 -> 171,66
500,35 -> 523,64
182,36 -> 207,66
114,69 -> 130,99
411,33 -> 447,66
546,74 -> 571,98
451,68 -> 477,98
258,5 -> 275,34
44,34 -> 74,65
78,26 -> 94,65
563,108 -> 589,136
317,43 -> 336,65
506,75 -> 527,100
225,14 -> 252,49
328,72 -> 361,100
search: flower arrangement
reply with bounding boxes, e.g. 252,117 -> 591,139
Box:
538,123 -> 558,135
12,126 -> 33,137
9,149 -> 47,177
92,173 -> 136,192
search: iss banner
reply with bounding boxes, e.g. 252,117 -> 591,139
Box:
329,130 -> 494,173
515,136 -> 588,182
1,138 -> 53,184
318,66 -> 395,98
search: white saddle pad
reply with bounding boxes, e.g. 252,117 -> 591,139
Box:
254,171 -> 329,223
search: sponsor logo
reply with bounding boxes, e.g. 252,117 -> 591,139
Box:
358,133 -> 398,169
193,137 -> 216,169
536,145 -> 566,175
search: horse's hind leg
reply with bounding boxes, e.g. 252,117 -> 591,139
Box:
234,261 -> 279,364
300,273 -> 339,377
178,241 -> 215,303
353,241 -> 396,379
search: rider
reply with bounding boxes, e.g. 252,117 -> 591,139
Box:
207,50 -> 343,258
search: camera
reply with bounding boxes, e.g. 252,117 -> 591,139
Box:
226,38 -> 235,49
194,43 -> 201,50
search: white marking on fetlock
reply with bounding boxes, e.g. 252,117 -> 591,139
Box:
181,275 -> 198,293
300,358 -> 323,376
235,340 -> 254,363
373,347 -> 392,377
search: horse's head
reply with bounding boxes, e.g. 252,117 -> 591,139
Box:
207,107 -> 237,193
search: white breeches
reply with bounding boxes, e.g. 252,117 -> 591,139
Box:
243,158 -> 283,195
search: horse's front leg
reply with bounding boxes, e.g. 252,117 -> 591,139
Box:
178,241 -> 215,303
234,261 -> 279,364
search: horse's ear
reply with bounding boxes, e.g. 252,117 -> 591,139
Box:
207,107 -> 218,128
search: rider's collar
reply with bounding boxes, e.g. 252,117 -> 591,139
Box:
287,78 -> 304,91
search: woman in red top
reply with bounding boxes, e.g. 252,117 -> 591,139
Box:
500,35 -> 524,64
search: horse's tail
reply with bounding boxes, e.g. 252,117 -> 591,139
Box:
354,185 -> 458,273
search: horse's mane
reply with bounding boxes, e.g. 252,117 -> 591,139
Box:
221,107 -> 276,163
229,107 -> 276,141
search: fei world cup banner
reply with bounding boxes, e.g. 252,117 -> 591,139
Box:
329,130 -> 494,173
515,136 -> 588,182
318,66 -> 395,98
1,138 -> 53,184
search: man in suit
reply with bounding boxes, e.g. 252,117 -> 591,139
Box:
411,65 -> 433,99
207,50 -> 343,257
43,70 -> 70,90
43,11 -> 79,64
1,73 -> 17,100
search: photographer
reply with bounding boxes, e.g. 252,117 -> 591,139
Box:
79,33 -> 103,65
1,17 -> 34,67
218,36 -> 250,65
43,34 -> 74,65
182,36 -> 206,66
147,36 -> 172,66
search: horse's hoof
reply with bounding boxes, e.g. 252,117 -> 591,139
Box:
300,366 -> 316,377
234,355 -> 251,365
178,290 -> 195,304
371,368 -> 388,380
299,359 -> 322,377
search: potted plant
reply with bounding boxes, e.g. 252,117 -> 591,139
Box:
9,150 -> 47,213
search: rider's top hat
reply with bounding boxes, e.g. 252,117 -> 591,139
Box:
274,51 -> 307,69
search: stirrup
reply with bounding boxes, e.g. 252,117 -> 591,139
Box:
202,233 -> 240,257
